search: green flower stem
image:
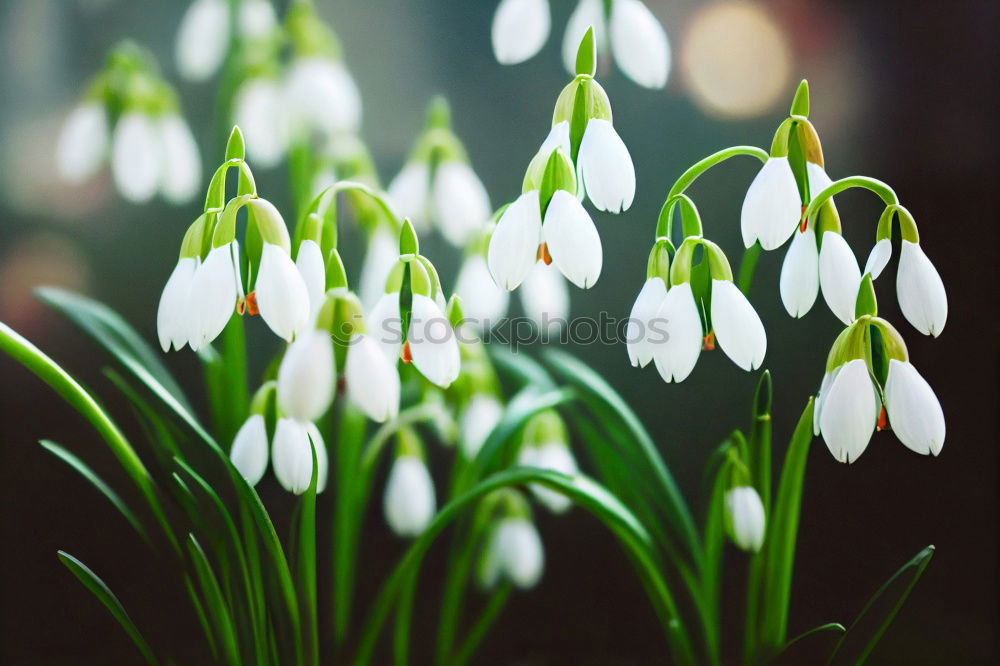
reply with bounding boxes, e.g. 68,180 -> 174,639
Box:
736,244 -> 762,295
449,583 -> 512,666
662,146 -> 769,220
332,405 -> 367,647
802,177 -> 899,229
296,180 -> 401,254
0,321 -> 177,553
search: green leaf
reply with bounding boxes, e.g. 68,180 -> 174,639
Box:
40,440 -> 148,543
487,345 -> 555,391
57,551 -> 158,665
827,545 -> 935,665
449,583 -> 512,666
187,535 -> 241,666
774,623 -> 844,666
297,438 -> 320,666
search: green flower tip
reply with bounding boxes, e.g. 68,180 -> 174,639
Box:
399,218 -> 419,256
790,79 -> 810,117
225,126 -> 246,162
854,274 -> 878,320
426,96 -> 451,129
446,294 -> 464,328
575,26 -> 597,77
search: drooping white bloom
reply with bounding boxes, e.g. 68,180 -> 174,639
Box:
542,190 -> 602,288
651,282 -> 702,383
235,77 -> 289,168
176,0 -> 230,82
254,242 -> 311,341
383,456 -> 437,537
609,0 -> 670,89
271,418 -> 328,494
230,414 -> 269,486
725,486 -> 765,553
819,359 -> 879,464
884,359 -> 945,456
806,161 -> 832,199
387,162 -> 430,231
481,517 -> 545,589
189,241 -> 242,351
112,112 -> 161,204
277,328 -> 335,422
295,240 -> 326,322
360,228 -> 400,311
57,103 -> 108,184
741,157 -> 800,250
519,263 -> 570,333
577,119 -> 635,213
492,0 -> 551,65
157,257 -> 199,352
368,291 -> 403,363
158,114 -> 201,205
711,280 -> 766,372
460,394 -> 504,459
346,333 -> 400,423
432,162 -> 492,246
818,231 -> 861,325
812,365 -> 841,436
285,57 -> 362,135
238,0 -> 277,39
562,0 -> 606,76
863,238 -> 892,280
779,226 -> 819,318
519,443 -> 578,514
627,276 -> 667,367
455,254 -> 509,327
488,190 -> 542,290
896,241 -> 947,337
408,294 -> 460,388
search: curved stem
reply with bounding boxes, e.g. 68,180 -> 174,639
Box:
667,145 -> 769,201
802,177 -> 899,227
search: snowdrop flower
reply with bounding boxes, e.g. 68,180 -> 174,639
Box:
863,238 -> 892,280
249,200 -> 311,341
460,394 -> 504,459
285,57 -> 362,136
492,0 -> 550,65
725,486 -> 765,553
711,279 -> 767,372
896,241 -> 947,337
188,240 -> 242,351
562,0 -> 669,89
360,228 -> 400,311
175,0 -> 230,82
577,119 -> 635,213
408,293 -> 461,388
455,253 -> 509,327
295,239 -> 326,322
627,277 -> 667,368
778,163 -> 834,317
432,162 -> 492,246
277,328 -> 335,422
384,455 -> 437,537
345,333 -> 400,423
112,112 -> 161,204
234,77 -> 289,168
818,231 -> 862,325
230,414 -> 269,486
157,255 -> 199,352
57,103 -> 109,184
158,113 -> 201,205
818,358 -> 880,464
488,190 -> 543,290
481,517 -> 545,590
519,442 -> 578,514
884,359 -> 945,456
368,288 -> 403,364
271,418 -> 328,494
741,156 -> 801,251
651,282 -> 702,383
519,263 -> 570,334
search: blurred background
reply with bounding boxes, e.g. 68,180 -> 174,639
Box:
0,0 -> 996,663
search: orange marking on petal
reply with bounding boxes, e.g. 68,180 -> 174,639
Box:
537,242 -> 553,265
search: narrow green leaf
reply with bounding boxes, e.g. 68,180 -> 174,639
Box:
333,405 -> 367,645
57,551 -> 158,665
187,535 -> 241,666
774,623 -> 844,666
297,439 -> 320,666
736,243 -> 762,294
449,583 -> 512,666
827,545 -> 935,665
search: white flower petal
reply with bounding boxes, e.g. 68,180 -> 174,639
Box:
741,157 -> 800,250
175,0 -> 229,81
711,280 -> 766,371
346,334 -> 400,423
277,329 -> 335,422
488,190 -> 542,290
491,518 -> 544,589
609,0 -> 670,89
819,359 -> 878,464
238,0 -> 277,39
112,112 -> 161,203
863,238 -> 892,280
460,395 -> 504,459
725,486 -> 765,552
158,115 -> 201,204
562,0 -> 606,76
542,190 -> 602,288
230,414 -> 269,486
255,243 -> 311,341
884,359 -> 945,456
806,161 -> 833,199
285,58 -> 361,134
521,443 -> 578,514
408,294 -> 460,388
627,277 -> 667,367
368,291 -> 403,363
779,226 -> 819,318
295,240 -> 326,323
360,229 -> 400,311
455,254 -> 509,327
492,0 -> 551,65
651,282 -> 702,383
897,241 -> 947,337
383,457 -> 437,537
57,103 -> 108,183
271,418 -> 328,494
157,257 -> 199,352
813,366 -> 841,436
235,78 -> 288,168
819,231 -> 861,325
578,119 -> 635,213
188,242 -> 241,350
387,162 -> 431,232
432,161 -> 492,246
519,263 -> 570,333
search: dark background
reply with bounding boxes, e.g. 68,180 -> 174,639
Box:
1,0 -> 996,664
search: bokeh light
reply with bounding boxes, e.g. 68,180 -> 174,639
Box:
0,232 -> 90,332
